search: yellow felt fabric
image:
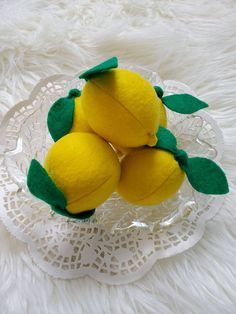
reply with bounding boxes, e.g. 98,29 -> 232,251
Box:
81,68 -> 161,148
117,148 -> 185,205
113,103 -> 167,157
70,97 -> 93,133
44,133 -> 120,213
158,102 -> 167,127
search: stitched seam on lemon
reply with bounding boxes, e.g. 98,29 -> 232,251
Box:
133,160 -> 181,202
67,174 -> 112,206
90,79 -> 153,136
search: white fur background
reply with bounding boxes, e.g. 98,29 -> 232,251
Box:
0,1 -> 236,313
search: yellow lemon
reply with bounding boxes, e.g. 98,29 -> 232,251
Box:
159,102 -> 167,127
70,96 -> 93,133
117,148 -> 185,205
44,132 -> 120,214
113,102 -> 167,158
81,68 -> 162,148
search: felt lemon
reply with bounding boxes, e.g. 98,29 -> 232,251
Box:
118,127 -> 229,206
70,96 -> 92,133
79,57 -> 161,148
118,148 -> 185,205
27,133 -> 120,219
158,103 -> 167,127
47,89 -> 93,142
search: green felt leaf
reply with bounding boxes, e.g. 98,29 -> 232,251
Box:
155,126 -> 177,154
154,86 -> 164,98
182,157 -> 229,194
47,89 -> 81,142
27,159 -> 67,210
162,94 -> 208,114
27,159 -> 96,220
154,128 -> 229,195
79,56 -> 118,80
174,149 -> 188,167
68,89 -> 81,98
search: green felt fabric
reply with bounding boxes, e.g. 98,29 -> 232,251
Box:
47,89 -> 81,142
79,56 -> 118,80
156,127 -> 177,154
27,159 -> 67,211
162,94 -> 208,114
154,86 -> 164,98
174,149 -> 188,167
68,89 -> 81,98
155,127 -> 229,195
182,157 -> 229,194
27,159 -> 96,220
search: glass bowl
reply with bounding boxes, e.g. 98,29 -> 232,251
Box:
0,67 -> 224,233
0,68 -> 225,283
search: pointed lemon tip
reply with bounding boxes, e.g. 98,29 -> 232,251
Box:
147,133 -> 158,147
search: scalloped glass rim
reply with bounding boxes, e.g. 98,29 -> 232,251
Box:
0,68 -> 224,234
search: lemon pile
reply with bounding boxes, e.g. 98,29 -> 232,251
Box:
27,57 -> 228,220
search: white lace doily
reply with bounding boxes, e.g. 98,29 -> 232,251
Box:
0,69 -> 225,284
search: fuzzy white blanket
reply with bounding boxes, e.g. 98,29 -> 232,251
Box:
0,1 -> 236,313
